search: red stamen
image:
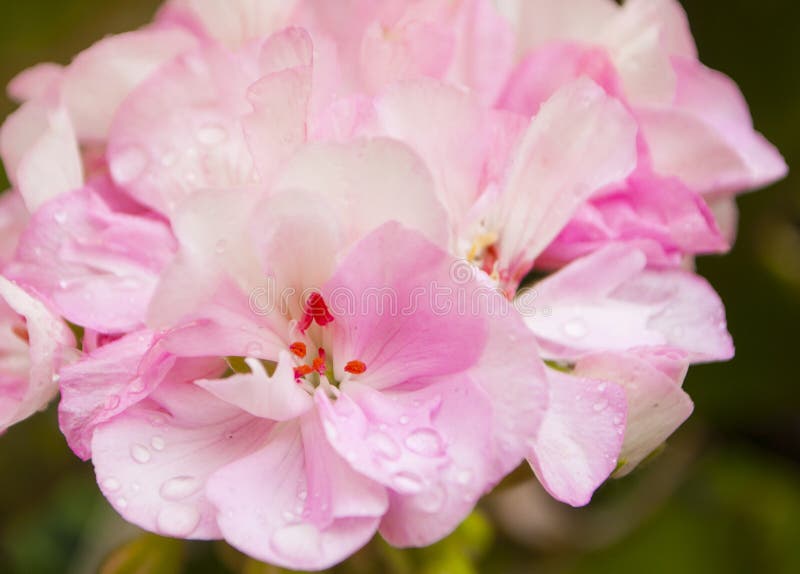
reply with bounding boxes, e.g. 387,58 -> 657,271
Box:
12,325 -> 29,343
298,292 -> 335,333
344,360 -> 367,375
289,342 -> 307,358
312,348 -> 327,375
294,365 -> 314,379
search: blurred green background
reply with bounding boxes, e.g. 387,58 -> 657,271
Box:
0,1 -> 798,573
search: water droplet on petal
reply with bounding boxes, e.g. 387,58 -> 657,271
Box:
417,483 -> 447,514
368,431 -> 401,460
130,443 -> 151,464
563,318 -> 588,339
112,145 -> 148,184
271,523 -> 321,562
593,400 -> 608,412
399,415 -> 410,425
455,469 -> 473,486
129,378 -> 146,393
102,478 -> 121,492
404,429 -> 445,458
156,505 -> 201,537
392,471 -> 423,494
160,476 -> 201,501
53,211 -> 67,224
151,436 -> 166,451
105,395 -> 120,410
117,497 -> 128,509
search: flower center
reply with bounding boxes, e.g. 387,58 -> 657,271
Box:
290,294 -> 366,390
467,231 -> 500,279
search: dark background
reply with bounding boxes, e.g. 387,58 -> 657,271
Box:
0,1 -> 798,572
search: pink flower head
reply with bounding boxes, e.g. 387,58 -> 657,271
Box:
60,217 -> 551,569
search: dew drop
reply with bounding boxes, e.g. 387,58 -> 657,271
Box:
129,378 -> 146,393
563,318 -> 588,339
455,469 -> 473,486
130,443 -> 151,464
592,400 -> 608,413
160,476 -> 201,501
392,471 -> 423,493
117,497 -> 128,509
102,477 -> 121,492
105,395 -> 121,410
399,415 -> 410,425
404,429 -> 445,458
112,145 -> 148,184
156,505 -> 201,537
417,484 -> 447,514
271,523 -> 320,562
368,431 -> 401,460
151,436 -> 166,451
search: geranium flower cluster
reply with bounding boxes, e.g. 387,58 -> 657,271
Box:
0,0 -> 786,570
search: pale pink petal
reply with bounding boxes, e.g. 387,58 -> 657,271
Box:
0,276 -> 75,432
1,102 -> 83,211
527,368 -> 626,506
500,42 -> 622,117
496,0 -> 618,59
197,353 -> 313,421
207,415 -> 387,570
147,190 -> 262,329
496,78 -> 638,280
274,139 -> 448,249
108,45 -> 257,215
7,63 -> 64,103
525,245 -> 734,363
91,380 -> 271,539
62,28 -> 196,141
0,191 -> 29,267
573,350 -> 694,476
447,0 -> 514,105
159,0 -> 298,49
467,287 -> 549,482
6,188 -> 175,333
244,67 -> 311,183
639,57 -> 787,195
376,80 -> 490,223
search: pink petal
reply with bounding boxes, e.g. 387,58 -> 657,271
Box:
528,367 -> 626,506
58,330 -> 224,459
573,350 -> 694,476
159,0 -> 297,49
7,63 -> 64,103
274,139 -> 448,250
639,57 -> 787,195
6,189 -> 175,333
541,171 -> 728,267
197,353 -> 313,421
0,191 -> 29,267
0,276 -> 75,432
1,102 -> 83,211
316,377 -> 495,547
525,245 -> 735,363
62,28 -> 196,141
91,380 -> 272,539
322,222 -> 487,389
497,78 -> 638,280
107,45 -> 257,215
206,415 -> 387,570
376,79 -> 490,223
